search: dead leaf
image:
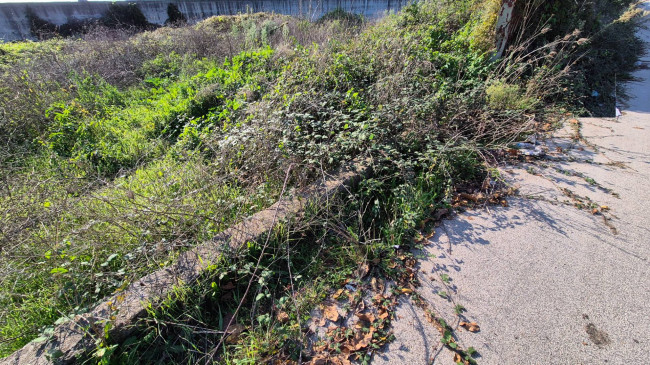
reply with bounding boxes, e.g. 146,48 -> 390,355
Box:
354,263 -> 370,278
400,288 -> 413,294
333,289 -> 345,300
459,192 -> 483,203
453,353 -> 462,363
600,205 -> 609,211
308,356 -> 328,365
355,312 -> 376,324
354,298 -> 365,313
330,355 -> 352,365
222,281 -> 235,290
323,305 -> 340,322
371,277 -> 385,293
345,327 -> 375,352
276,311 -> 289,323
422,232 -> 435,244
460,321 -> 480,333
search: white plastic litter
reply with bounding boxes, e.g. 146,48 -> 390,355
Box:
514,142 -> 546,157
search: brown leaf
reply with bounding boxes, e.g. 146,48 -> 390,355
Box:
276,311 -> 289,323
308,356 -> 328,365
354,263 -> 370,278
354,298 -> 365,313
400,288 -> 413,294
333,289 -> 345,300
460,321 -> 480,333
345,327 -> 375,352
355,312 -> 376,324
371,277 -> 385,294
330,355 -> 352,365
453,353 -> 462,363
459,192 -> 482,203
323,305 -> 340,322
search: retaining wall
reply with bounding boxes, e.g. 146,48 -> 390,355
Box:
0,0 -> 408,41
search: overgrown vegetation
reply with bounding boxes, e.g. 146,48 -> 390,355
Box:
0,0 -> 645,362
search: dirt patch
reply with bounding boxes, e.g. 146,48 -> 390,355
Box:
585,323 -> 611,346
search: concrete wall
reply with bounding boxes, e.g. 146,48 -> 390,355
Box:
0,0 -> 408,41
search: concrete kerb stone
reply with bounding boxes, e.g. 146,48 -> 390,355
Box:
1,160 -> 371,365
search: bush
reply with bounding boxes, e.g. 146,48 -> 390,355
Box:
101,3 -> 154,30
165,3 -> 187,26
317,8 -> 364,25
486,80 -> 538,111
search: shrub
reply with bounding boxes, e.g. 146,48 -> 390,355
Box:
486,80 -> 538,111
317,8 -> 364,25
101,3 -> 153,30
165,3 -> 187,26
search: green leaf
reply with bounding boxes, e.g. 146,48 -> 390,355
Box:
101,253 -> 118,267
50,267 -> 68,274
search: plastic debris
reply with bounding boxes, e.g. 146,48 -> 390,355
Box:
513,142 -> 546,157
345,284 -> 357,292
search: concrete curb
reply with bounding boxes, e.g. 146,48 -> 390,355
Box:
1,161 -> 370,365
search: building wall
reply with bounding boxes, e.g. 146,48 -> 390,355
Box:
0,0 -> 407,41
